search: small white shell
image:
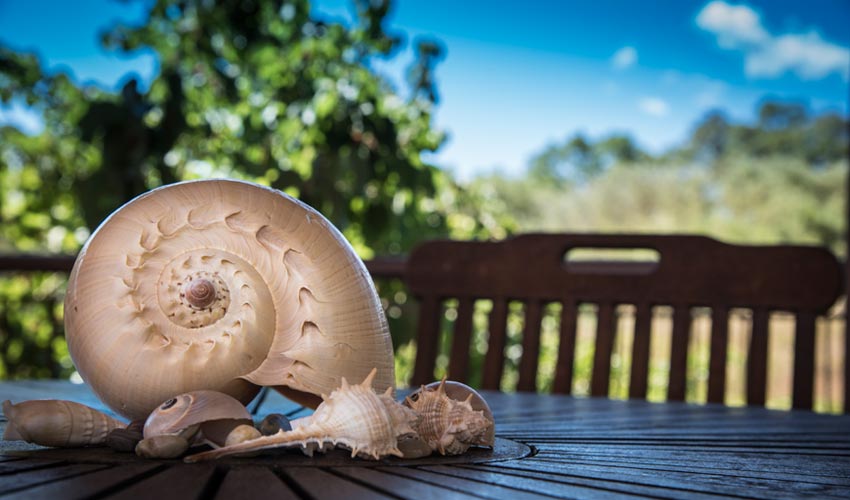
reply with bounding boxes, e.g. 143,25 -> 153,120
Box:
2,399 -> 125,448
185,368 -> 419,462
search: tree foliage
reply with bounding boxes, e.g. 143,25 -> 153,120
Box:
473,101 -> 848,256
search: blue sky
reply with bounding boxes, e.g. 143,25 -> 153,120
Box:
1,0 -> 848,180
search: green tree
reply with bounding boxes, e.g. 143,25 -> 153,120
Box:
528,134 -> 602,186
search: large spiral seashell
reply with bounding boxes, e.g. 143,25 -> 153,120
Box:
65,180 -> 395,420
2,399 -> 125,447
185,368 -> 419,462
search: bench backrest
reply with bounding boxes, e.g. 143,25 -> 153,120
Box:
405,233 -> 843,409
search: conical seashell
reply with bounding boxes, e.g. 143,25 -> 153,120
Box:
65,179 -> 394,420
404,380 -> 495,455
185,368 -> 418,462
143,390 -> 252,447
2,399 -> 125,448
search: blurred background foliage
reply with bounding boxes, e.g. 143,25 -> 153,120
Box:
0,0 -> 846,404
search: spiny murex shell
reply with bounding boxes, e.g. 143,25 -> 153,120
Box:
185,368 -> 418,462
2,399 -> 125,447
65,179 -> 394,420
404,380 -> 495,455
143,390 -> 252,447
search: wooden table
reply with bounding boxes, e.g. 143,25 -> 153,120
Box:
2,381 -> 849,499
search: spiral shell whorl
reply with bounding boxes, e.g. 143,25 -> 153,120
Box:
66,180 -> 394,420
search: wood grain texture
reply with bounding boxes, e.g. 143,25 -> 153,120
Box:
517,300 -> 543,392
448,297 -> 474,383
590,302 -> 616,397
482,298 -> 509,390
707,306 -> 729,404
747,309 -> 770,406
553,301 -> 578,395
628,303 -> 652,399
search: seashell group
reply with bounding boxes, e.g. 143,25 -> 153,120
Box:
185,368 -> 419,462
3,181 -> 499,462
64,179 -> 395,420
2,399 -> 125,448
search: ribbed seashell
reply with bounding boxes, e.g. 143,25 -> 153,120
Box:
404,380 -> 495,455
184,368 -> 419,462
65,179 -> 394,420
2,399 -> 125,448
143,390 -> 252,447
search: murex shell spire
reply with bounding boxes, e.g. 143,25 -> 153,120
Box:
65,180 -> 395,420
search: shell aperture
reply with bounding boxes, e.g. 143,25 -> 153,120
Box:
65,180 -> 394,420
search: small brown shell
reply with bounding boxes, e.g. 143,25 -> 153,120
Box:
404,380 -> 495,455
143,391 -> 252,447
185,368 -> 419,462
2,399 -> 125,448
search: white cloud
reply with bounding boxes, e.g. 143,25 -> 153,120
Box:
696,1 -> 849,81
747,32 -> 850,80
611,46 -> 638,70
638,97 -> 670,117
696,1 -> 767,48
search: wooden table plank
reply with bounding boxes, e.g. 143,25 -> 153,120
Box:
280,468 -> 395,499
1,463 -> 160,500
214,467 -> 298,500
333,466 -> 485,500
385,466 -> 552,499
489,458 -> 850,499
105,464 -> 218,500
0,463 -> 108,496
